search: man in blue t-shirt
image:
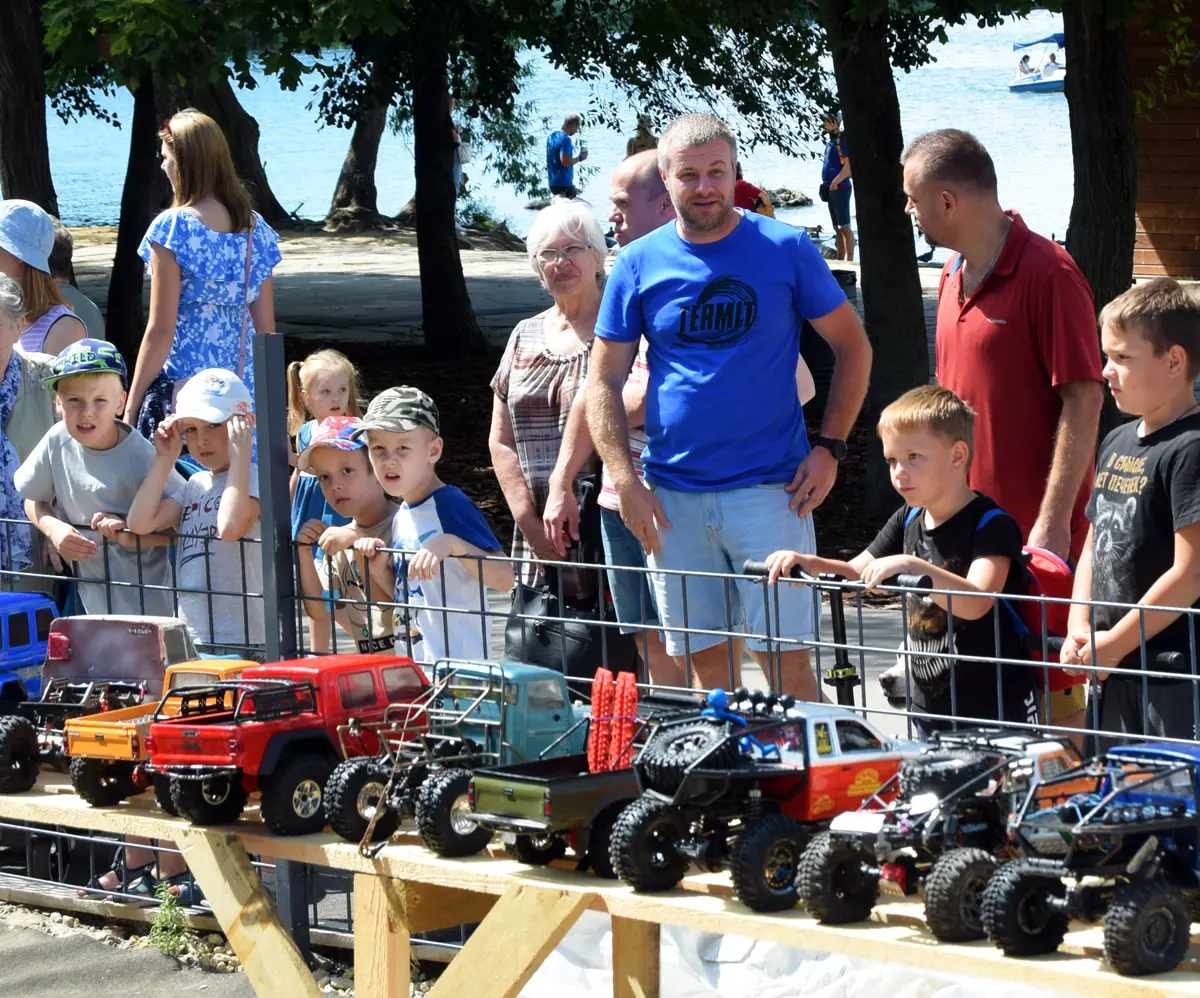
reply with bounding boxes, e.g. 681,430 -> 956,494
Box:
587,112 -> 873,699
545,113 -> 588,199
821,116 -> 854,261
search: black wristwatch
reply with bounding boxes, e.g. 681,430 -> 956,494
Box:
815,436 -> 848,461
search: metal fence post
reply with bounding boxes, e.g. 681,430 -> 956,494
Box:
252,334 -> 310,962
253,333 -> 298,663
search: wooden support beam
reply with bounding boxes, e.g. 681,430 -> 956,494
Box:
612,916 -> 660,998
403,880 -> 497,933
429,883 -> 594,998
353,874 -> 410,998
176,827 -> 321,998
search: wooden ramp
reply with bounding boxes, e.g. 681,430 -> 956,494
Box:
2,777 -> 1200,998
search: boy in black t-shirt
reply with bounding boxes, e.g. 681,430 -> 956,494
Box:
767,385 -> 1036,737
1061,279 -> 1200,741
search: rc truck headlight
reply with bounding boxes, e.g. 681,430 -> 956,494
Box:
1122,805 -> 1140,823
1142,804 -> 1160,821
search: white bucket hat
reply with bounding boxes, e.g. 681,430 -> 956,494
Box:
0,200 -> 55,274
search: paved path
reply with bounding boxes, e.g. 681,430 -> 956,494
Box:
0,924 -> 253,998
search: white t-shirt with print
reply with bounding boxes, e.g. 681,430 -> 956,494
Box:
171,466 -> 265,649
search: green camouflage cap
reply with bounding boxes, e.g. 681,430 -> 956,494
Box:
351,386 -> 440,438
44,338 -> 128,387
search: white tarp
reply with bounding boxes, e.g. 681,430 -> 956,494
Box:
519,911 -> 1076,998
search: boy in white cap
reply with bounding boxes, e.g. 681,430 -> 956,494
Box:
128,368 -> 264,651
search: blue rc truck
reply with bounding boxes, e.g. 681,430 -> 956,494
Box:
983,741 -> 1200,976
0,594 -> 59,712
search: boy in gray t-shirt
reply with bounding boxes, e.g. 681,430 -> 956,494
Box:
17,340 -> 183,615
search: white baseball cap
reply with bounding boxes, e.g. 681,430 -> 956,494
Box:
171,369 -> 254,424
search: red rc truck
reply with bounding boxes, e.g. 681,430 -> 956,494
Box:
146,654 -> 429,835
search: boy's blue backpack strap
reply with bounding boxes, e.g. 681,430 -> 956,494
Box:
975,507 -> 1005,530
904,507 -> 922,528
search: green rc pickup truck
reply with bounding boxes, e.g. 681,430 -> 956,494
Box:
469,686 -> 746,876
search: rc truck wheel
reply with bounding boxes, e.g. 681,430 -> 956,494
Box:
0,715 -> 39,793
797,832 -> 878,923
505,834 -> 568,866
170,774 -> 249,826
68,757 -> 137,807
325,758 -> 399,844
923,848 -> 996,942
898,749 -> 992,799
730,813 -> 808,913
586,806 -> 620,879
1104,878 -> 1191,976
609,797 -> 689,892
639,720 -> 737,795
153,774 -> 179,817
260,753 -> 334,836
415,768 -> 492,857
981,863 -> 1068,956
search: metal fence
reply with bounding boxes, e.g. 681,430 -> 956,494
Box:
2,334 -> 1200,957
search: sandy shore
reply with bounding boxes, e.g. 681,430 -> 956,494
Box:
68,226 -> 942,349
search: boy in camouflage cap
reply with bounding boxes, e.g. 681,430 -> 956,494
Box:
17,338 -> 183,614
354,385 -> 513,663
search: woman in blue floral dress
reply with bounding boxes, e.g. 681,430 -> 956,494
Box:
125,109 -> 283,433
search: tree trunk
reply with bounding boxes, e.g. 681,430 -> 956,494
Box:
106,74 -> 170,362
819,0 -> 929,519
326,59 -> 396,231
410,13 -> 486,355
0,0 -> 59,215
1063,0 -> 1136,435
182,77 -> 291,226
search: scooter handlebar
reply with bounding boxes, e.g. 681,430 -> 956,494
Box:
742,560 -> 932,591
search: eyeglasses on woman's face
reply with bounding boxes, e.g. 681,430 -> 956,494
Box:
536,244 -> 588,266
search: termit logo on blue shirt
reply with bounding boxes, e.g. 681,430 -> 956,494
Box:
676,277 -> 760,348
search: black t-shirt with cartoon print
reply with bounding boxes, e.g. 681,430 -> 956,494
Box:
868,494 -> 1035,729
1088,413 -> 1200,680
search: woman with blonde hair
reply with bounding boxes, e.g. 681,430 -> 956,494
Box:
125,109 -> 283,435
0,200 -> 85,357
489,197 -> 607,585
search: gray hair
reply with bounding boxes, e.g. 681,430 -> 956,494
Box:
658,113 -> 738,173
526,198 -> 608,291
0,274 -> 24,324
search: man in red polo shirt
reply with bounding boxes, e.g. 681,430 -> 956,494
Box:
901,128 -> 1103,733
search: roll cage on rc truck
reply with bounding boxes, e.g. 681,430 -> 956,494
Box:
803,728 -> 1087,941
983,741 -> 1200,977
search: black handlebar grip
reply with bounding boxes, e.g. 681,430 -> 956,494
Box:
888,573 -> 934,590
1023,634 -> 1066,654
742,560 -> 776,578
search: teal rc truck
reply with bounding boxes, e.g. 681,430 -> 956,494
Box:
324,660 -> 593,857
0,594 -> 59,713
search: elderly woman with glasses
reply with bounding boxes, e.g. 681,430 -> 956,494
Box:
490,198 -> 608,585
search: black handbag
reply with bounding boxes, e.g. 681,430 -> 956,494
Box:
503,475 -> 637,690
818,183 -> 830,203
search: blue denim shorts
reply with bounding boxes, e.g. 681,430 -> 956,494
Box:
827,187 -> 852,229
600,506 -> 659,632
646,483 -> 817,656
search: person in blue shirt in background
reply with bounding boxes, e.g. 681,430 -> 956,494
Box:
821,115 -> 855,262
545,113 -> 589,199
586,112 -> 873,699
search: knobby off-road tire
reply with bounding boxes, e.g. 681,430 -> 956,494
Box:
797,831 -> 878,924
260,753 -> 334,836
505,834 -> 568,866
609,797 -> 689,893
1104,878 -> 1191,976
898,749 -> 992,800
0,715 -> 39,794
639,720 -> 737,795
415,768 -> 492,857
170,774 -> 249,826
981,862 -> 1068,956
325,757 -> 399,844
153,774 -> 179,817
729,813 -> 809,913
923,848 -> 996,942
586,806 -> 620,879
68,757 -> 137,807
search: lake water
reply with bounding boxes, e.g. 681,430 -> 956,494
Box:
46,10 -> 1069,254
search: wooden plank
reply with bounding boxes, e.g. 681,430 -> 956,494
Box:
1135,232 -> 1200,251
403,880 -> 498,932
1136,215 -> 1200,235
1137,201 -> 1200,220
429,883 -> 594,998
1137,122 -> 1200,140
1138,153 -> 1200,172
6,784 -> 1200,998
175,827 -> 321,998
612,916 -> 660,998
1134,248 -> 1200,267
353,874 -> 410,998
